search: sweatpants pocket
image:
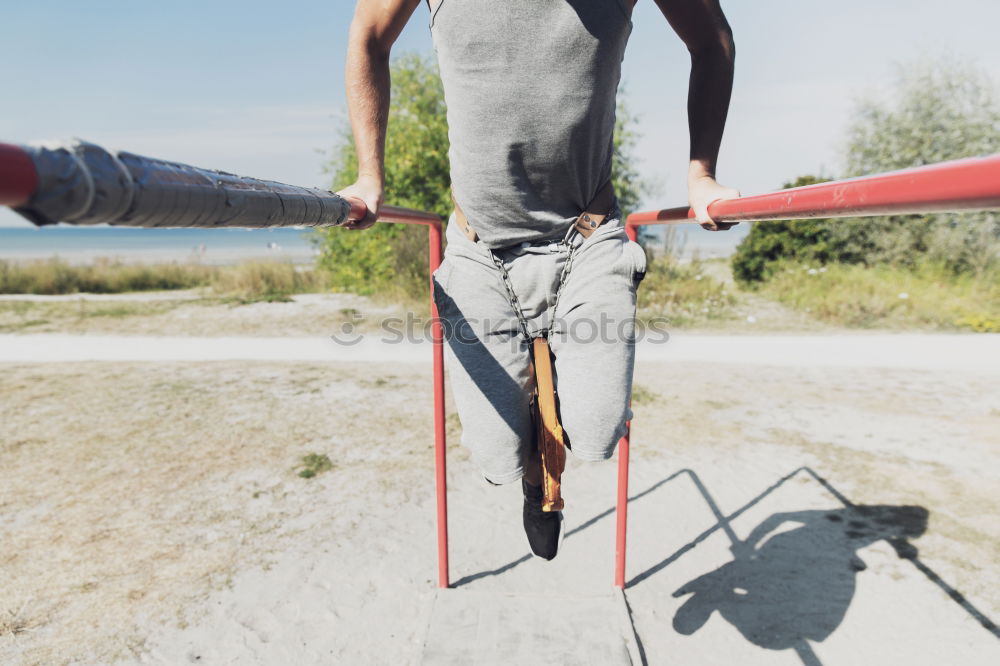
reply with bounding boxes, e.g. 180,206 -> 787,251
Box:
627,240 -> 647,287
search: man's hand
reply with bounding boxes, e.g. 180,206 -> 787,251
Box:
337,174 -> 383,230
689,174 -> 740,231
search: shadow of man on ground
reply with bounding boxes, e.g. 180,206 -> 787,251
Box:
672,505 -> 928,654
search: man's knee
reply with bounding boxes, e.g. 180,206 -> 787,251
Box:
462,429 -> 530,485
560,404 -> 629,462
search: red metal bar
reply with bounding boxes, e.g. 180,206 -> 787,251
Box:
364,204 -> 449,589
614,426 -> 631,588
627,153 -> 1000,229
617,229 -> 639,587
0,143 -> 38,207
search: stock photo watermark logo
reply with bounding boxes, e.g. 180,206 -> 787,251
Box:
330,312 -> 671,347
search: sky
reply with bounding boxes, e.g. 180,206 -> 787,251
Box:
1,0 -> 999,229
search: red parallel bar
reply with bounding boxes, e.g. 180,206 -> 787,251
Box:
627,153 -> 1000,229
614,425 -> 631,588
0,142 -> 38,207
351,202 -> 450,589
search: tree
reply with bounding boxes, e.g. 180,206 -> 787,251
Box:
730,175 -> 835,284
836,57 -> 1000,276
315,53 -> 450,298
732,57 -> 1000,285
315,52 -> 652,298
611,89 -> 652,219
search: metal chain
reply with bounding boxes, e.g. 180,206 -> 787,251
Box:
489,232 -> 579,342
549,239 -> 578,333
489,250 -> 533,341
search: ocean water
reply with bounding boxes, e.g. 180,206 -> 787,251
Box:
0,222 -> 747,266
0,226 -> 321,264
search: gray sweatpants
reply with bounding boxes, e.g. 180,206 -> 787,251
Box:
432,213 -> 647,485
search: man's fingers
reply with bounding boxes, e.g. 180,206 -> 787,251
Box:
340,194 -> 379,230
700,221 -> 739,232
345,196 -> 369,222
347,214 -> 379,231
696,189 -> 742,230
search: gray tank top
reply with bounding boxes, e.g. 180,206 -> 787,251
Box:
429,0 -> 633,249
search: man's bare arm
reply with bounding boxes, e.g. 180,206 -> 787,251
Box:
338,0 -> 421,229
654,0 -> 740,230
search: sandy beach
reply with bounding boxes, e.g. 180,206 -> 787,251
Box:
1,295 -> 999,665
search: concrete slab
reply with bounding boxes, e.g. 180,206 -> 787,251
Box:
420,590 -> 633,665
622,464 -> 1000,665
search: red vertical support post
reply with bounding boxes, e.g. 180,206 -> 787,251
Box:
615,221 -> 639,589
427,221 -> 449,588
614,427 -> 631,588
377,205 -> 449,588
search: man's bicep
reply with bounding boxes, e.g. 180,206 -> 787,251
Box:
652,0 -> 732,53
350,0 -> 422,54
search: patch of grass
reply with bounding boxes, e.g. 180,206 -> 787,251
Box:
0,298 -> 206,332
295,452 -> 334,479
753,261 -> 1000,330
0,258 -> 332,302
637,254 -> 738,327
0,258 -> 214,294
0,317 -> 49,332
954,313 -> 1000,333
79,304 -> 161,319
1,599 -> 38,637
210,261 -> 327,303
630,383 -> 659,405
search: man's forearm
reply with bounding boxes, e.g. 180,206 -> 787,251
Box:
687,33 -> 735,182
345,26 -> 391,184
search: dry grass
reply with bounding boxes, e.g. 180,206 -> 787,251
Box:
754,261 -> 1000,331
637,256 -> 739,327
0,258 -> 214,294
0,258 -> 330,302
0,293 -> 405,337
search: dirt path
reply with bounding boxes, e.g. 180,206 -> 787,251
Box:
3,333 -> 998,370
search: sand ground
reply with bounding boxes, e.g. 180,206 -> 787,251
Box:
1,296 -> 999,665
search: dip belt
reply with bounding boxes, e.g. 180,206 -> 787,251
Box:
452,181 -> 615,512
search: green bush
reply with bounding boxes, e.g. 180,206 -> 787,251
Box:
730,176 -> 837,285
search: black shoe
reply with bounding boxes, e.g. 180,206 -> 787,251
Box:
522,479 -> 562,560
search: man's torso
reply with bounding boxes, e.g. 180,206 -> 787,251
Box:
429,0 -> 633,248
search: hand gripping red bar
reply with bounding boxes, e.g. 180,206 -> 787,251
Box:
627,153 -> 1000,230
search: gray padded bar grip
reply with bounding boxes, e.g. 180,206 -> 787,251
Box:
15,139 -> 351,229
